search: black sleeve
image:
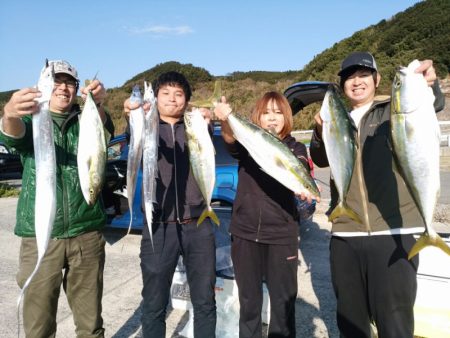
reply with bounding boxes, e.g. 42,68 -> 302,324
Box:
292,141 -> 310,172
432,79 -> 445,113
309,126 -> 330,168
103,110 -> 115,138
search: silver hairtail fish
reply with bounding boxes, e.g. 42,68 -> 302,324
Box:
126,85 -> 145,233
227,113 -> 320,198
185,108 -> 220,226
18,62 -> 56,311
390,59 -> 450,260
142,81 -> 159,248
319,84 -> 361,223
77,88 -> 106,205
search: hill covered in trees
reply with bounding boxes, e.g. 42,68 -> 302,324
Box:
1,0 -> 449,133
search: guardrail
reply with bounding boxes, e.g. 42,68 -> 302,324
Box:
293,121 -> 450,147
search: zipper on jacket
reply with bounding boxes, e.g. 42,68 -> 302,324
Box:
355,128 -> 371,234
60,111 -> 79,236
171,124 -> 181,223
60,124 -> 70,236
255,208 -> 262,242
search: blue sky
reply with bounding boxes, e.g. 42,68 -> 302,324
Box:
0,0 -> 422,92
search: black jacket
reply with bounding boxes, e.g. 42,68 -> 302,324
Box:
151,118 -> 207,224
228,135 -> 310,245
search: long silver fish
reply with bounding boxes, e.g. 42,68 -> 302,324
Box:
320,84 -> 361,223
142,81 -> 159,247
185,108 -> 220,225
126,85 -> 145,233
18,62 -> 56,306
227,113 -> 320,198
77,90 -> 106,205
391,59 -> 450,259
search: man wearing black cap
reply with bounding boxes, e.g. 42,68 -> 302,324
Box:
310,52 -> 444,337
0,60 -> 114,337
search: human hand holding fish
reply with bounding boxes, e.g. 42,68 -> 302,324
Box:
81,79 -> 107,121
123,98 -> 154,117
296,189 -> 321,204
198,107 -> 212,124
3,87 -> 42,118
313,112 -> 323,136
413,59 -> 436,86
214,97 -> 232,121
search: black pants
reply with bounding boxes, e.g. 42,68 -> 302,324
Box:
140,220 -> 217,338
231,235 -> 298,338
330,235 -> 419,338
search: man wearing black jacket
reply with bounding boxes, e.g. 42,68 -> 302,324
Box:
310,52 -> 444,338
124,72 -> 216,338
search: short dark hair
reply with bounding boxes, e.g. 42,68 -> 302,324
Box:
153,71 -> 192,101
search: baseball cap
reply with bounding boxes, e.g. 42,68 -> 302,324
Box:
338,52 -> 378,76
48,60 -> 79,81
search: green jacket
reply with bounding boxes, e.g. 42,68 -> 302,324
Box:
0,104 -> 114,238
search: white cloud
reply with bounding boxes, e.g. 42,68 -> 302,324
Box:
127,25 -> 194,36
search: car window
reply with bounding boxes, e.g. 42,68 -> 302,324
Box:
213,135 -> 237,166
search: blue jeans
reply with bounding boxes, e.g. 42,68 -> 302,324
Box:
140,220 -> 216,338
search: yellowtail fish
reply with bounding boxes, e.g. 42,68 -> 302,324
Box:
226,113 -> 320,198
189,80 -> 222,109
184,108 -> 220,225
319,84 -> 361,223
390,59 -> 450,259
77,88 -> 106,205
143,81 -> 159,248
18,62 -> 56,313
126,85 -> 145,233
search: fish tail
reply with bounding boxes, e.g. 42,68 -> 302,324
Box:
328,202 -> 362,224
197,207 -> 220,226
408,231 -> 450,260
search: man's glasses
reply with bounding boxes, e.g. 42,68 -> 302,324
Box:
54,78 -> 78,89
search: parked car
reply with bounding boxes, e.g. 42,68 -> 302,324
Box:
0,142 -> 23,179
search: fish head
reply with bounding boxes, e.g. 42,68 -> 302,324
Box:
130,85 -> 143,105
391,60 -> 430,115
88,171 -> 103,205
144,81 -> 157,106
36,61 -> 55,104
320,84 -> 348,123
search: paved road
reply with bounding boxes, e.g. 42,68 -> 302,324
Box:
0,196 -> 337,338
1,167 -> 449,337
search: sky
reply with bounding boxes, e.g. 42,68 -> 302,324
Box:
0,0 -> 423,92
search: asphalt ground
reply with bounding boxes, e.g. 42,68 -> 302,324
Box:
0,166 -> 449,337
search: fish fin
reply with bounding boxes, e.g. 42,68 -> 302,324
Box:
408,231 -> 450,260
328,202 -> 362,224
190,81 -> 222,108
197,207 -> 220,226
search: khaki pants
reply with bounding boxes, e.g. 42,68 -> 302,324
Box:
16,231 -> 106,338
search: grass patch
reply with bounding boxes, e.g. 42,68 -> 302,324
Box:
0,183 -> 20,197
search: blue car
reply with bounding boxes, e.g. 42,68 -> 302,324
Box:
103,125 -> 238,229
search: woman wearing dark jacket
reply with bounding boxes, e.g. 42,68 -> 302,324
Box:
214,92 -> 317,338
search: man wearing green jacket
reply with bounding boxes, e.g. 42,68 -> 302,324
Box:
0,60 -> 114,338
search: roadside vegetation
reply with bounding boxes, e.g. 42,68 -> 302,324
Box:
0,183 -> 20,198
